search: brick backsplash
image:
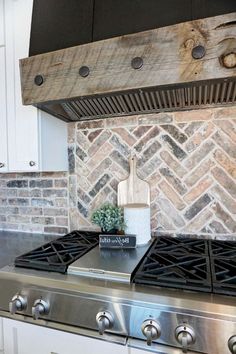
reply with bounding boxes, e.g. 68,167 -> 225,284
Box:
0,172 -> 69,234
0,106 -> 235,236
68,107 -> 236,236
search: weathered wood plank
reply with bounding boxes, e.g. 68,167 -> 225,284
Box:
20,13 -> 236,106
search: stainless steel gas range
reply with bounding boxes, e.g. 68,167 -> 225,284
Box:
0,231 -> 236,354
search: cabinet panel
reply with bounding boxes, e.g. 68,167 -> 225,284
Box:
0,0 -> 5,46
0,0 -> 4,45
0,47 -> 8,172
5,0 -> 39,171
3,318 -> 128,354
0,317 -> 3,352
40,112 -> 68,172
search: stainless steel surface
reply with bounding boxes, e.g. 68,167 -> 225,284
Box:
0,230 -> 57,269
0,264 -> 236,353
128,338 -> 199,353
141,319 -> 161,346
45,77 -> 236,123
68,244 -> 151,282
96,311 -> 114,335
9,294 -> 27,315
175,325 -> 196,353
228,336 -> 236,354
32,299 -> 50,320
0,310 -> 127,346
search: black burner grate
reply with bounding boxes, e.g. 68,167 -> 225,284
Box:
15,230 -> 99,273
134,238 -> 236,295
134,237 -> 212,292
148,237 -> 209,256
209,240 -> 236,258
209,240 -> 236,296
211,258 -> 236,296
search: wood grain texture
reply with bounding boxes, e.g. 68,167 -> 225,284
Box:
117,156 -> 150,207
20,13 -> 236,106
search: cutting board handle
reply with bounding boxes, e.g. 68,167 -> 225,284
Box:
129,155 -> 137,179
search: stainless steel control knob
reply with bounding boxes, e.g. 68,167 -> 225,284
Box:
141,319 -> 161,346
175,325 -> 196,353
96,311 -> 114,335
9,295 -> 27,314
0,163 -> 5,168
32,299 -> 50,320
228,336 -> 236,354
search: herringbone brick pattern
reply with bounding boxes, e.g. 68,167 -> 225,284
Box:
69,108 -> 236,235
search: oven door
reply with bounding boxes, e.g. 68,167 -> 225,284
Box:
128,338 -> 201,354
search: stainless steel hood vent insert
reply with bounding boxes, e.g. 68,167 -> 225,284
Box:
37,77 -> 236,122
21,13 -> 236,123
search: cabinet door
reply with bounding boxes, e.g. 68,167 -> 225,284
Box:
5,0 -> 39,172
0,47 -> 8,172
0,0 -> 4,45
0,1 -> 7,172
3,318 -> 128,354
0,317 -> 3,353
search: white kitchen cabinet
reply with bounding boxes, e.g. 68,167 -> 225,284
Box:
0,47 -> 8,172
2,318 -> 128,354
0,0 -> 8,172
1,0 -> 68,172
0,0 -> 4,46
0,318 -> 3,353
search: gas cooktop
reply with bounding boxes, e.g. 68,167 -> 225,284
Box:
14,231 -> 236,296
1,231 -> 236,354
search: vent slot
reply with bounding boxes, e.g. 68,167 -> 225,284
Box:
43,78 -> 236,122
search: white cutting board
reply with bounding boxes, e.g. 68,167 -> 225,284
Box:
117,156 -> 150,207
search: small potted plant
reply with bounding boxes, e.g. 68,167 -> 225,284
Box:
91,204 -> 125,234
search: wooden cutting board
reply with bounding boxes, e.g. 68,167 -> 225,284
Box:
117,156 -> 150,207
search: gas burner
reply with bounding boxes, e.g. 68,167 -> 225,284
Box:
133,238 -> 211,292
15,230 -> 99,273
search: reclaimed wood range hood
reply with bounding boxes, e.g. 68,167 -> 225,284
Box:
20,13 -> 236,122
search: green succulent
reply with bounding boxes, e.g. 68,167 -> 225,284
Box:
91,204 -> 125,232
